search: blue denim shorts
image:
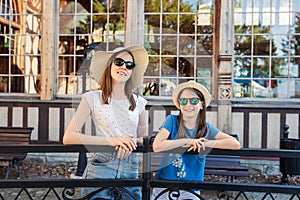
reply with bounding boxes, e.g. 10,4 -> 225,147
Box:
81,153 -> 141,200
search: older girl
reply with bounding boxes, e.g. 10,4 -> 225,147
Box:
63,46 -> 149,199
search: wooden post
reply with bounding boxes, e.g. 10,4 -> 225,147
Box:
41,0 -> 56,100
215,0 -> 234,133
125,0 -> 145,46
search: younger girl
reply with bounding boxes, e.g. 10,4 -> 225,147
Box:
152,80 -> 241,200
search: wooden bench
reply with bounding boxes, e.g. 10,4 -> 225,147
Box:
204,155 -> 249,182
0,127 -> 33,179
149,133 -> 249,182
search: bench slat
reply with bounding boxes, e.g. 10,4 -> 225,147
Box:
205,170 -> 250,177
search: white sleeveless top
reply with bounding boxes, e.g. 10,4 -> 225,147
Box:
83,90 -> 147,137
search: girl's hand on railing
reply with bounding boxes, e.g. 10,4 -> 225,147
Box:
115,146 -> 132,160
187,138 -> 207,152
110,136 -> 137,151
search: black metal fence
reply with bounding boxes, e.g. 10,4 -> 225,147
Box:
1,140 -> 300,200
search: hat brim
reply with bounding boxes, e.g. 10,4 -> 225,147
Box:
91,46 -> 149,88
172,81 -> 211,109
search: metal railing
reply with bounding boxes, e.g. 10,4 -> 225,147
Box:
0,139 -> 300,200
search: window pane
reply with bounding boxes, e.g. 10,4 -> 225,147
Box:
179,36 -> 195,55
161,36 -> 177,55
196,35 -> 213,55
253,57 -> 269,75
272,58 -> 288,78
253,35 -> 270,55
179,56 -> 194,77
234,23 -> 252,34
253,24 -> 271,34
273,79 -> 297,98
76,14 -> 92,34
197,25 -> 213,34
291,57 -> 300,77
291,0 -> 300,12
59,15 -> 75,34
181,0 -> 199,12
161,57 -> 176,76
233,56 -> 251,78
233,79 -> 251,98
143,78 -> 159,96
145,2 -> 160,12
162,0 -> 178,12
197,66 -> 212,78
145,14 -> 161,34
162,14 -> 178,33
145,57 -> 160,76
256,0 -> 272,12
234,35 -> 252,55
161,78 -> 176,96
272,35 -> 289,56
197,78 -> 211,93
196,57 -> 212,76
290,34 -> 300,55
10,75 -> 25,93
179,14 -> 195,34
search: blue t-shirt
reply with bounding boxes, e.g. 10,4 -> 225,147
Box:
155,114 -> 219,181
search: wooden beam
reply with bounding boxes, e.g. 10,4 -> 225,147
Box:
125,0 -> 144,46
41,0 -> 55,100
0,18 -> 22,29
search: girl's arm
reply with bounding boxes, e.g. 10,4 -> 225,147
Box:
136,108 -> 148,145
204,132 -> 241,150
152,128 -> 193,152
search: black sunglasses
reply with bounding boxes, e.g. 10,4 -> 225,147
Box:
178,97 -> 200,106
113,58 -> 135,70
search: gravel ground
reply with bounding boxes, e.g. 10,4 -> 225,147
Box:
1,161 -> 300,199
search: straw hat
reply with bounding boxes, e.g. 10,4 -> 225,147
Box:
90,46 -> 149,88
172,81 -> 211,109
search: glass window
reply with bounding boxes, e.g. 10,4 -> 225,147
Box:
57,0 -> 125,95
144,0 -> 214,97
0,1 -> 41,94
233,0 -> 300,98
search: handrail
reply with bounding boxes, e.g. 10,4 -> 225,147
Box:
0,144 -> 300,158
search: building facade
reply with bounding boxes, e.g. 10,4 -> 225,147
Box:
0,0 -> 299,148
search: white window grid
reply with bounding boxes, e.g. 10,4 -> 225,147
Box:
143,0 -> 214,98
233,0 -> 300,99
0,0 -> 41,95
57,0 -> 125,96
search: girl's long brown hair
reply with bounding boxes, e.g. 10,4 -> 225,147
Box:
98,49 -> 137,111
177,88 -> 207,139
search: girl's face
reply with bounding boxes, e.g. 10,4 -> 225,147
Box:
110,51 -> 133,84
178,88 -> 203,119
